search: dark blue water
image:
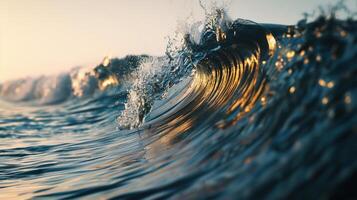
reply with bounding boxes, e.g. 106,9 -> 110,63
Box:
0,8 -> 356,200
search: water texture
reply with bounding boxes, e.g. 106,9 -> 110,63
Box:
0,8 -> 356,200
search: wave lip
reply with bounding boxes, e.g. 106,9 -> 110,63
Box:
144,21 -> 278,136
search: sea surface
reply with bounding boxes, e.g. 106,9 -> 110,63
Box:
0,7 -> 356,200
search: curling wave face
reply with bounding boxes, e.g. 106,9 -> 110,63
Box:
0,9 -> 356,199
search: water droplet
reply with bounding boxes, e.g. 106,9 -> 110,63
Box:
319,79 -> 334,88
260,96 -> 267,105
316,55 -> 322,62
340,30 -> 347,37
326,81 -> 334,88
344,94 -> 351,104
318,79 -> 326,87
300,50 -> 305,56
244,107 -> 251,112
322,97 -> 329,105
286,50 -> 295,60
315,31 -> 322,38
275,61 -> 283,71
288,69 -> 293,75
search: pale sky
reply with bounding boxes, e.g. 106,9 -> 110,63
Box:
0,0 -> 351,82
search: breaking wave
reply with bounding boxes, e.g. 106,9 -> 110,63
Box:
0,4 -> 356,200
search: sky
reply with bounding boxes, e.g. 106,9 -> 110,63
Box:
0,0 -> 352,82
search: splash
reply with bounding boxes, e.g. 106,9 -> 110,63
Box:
117,8 -> 238,129
117,57 -> 170,129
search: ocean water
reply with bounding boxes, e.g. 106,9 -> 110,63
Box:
0,7 -> 356,200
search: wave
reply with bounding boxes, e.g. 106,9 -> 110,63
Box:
0,4 -> 356,199
0,55 -> 148,104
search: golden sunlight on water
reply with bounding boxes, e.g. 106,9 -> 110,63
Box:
144,39 -> 269,141
266,33 -> 277,56
0,181 -> 44,200
216,27 -> 227,42
102,56 -> 111,67
99,76 -> 119,90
